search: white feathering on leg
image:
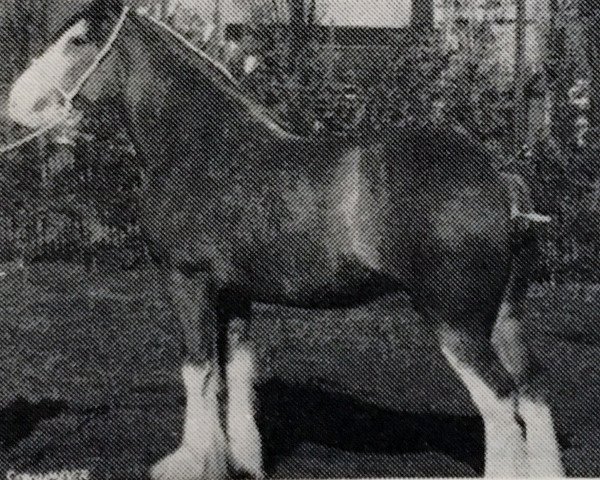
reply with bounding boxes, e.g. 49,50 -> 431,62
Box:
442,346 -> 528,478
227,344 -> 264,478
151,363 -> 227,480
519,396 -> 565,478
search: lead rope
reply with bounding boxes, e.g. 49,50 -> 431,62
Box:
135,7 -> 238,84
0,6 -> 130,155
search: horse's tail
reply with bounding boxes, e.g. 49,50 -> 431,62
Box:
500,172 -> 548,304
489,175 -> 565,478
492,173 -> 549,386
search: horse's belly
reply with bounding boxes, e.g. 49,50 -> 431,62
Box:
245,247 -> 396,308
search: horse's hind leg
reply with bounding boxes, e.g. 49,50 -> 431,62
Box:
438,322 -> 528,477
493,291 -> 564,477
151,269 -> 227,480
217,293 -> 263,478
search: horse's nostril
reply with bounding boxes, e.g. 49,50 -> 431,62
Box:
32,96 -> 52,113
32,90 -> 65,113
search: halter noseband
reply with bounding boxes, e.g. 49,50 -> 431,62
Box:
0,6 -> 130,155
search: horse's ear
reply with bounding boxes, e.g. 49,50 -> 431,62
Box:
78,0 -> 124,42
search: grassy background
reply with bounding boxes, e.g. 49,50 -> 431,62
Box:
0,263 -> 599,478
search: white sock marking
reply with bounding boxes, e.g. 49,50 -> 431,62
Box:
227,344 -> 263,478
151,363 -> 227,480
519,396 -> 565,478
442,346 -> 528,477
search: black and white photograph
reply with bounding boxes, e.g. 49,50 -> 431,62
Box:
0,0 -> 597,478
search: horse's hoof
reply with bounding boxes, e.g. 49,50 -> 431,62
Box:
230,468 -> 265,480
150,444 -> 227,480
228,441 -> 264,479
228,414 -> 263,480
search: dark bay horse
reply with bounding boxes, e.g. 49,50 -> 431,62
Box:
6,1 -> 564,478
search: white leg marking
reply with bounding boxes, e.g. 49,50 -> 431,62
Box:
442,347 -> 528,478
519,396 -> 565,478
227,343 -> 264,479
151,363 -> 227,480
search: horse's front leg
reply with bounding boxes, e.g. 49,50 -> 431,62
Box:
151,269 -> 227,480
217,294 -> 263,478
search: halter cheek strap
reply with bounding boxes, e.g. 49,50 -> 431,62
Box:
55,87 -> 71,110
0,6 -> 130,155
67,6 -> 130,104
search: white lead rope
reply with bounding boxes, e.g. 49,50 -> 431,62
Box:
0,6 -> 130,155
0,116 -> 63,155
135,7 -> 238,85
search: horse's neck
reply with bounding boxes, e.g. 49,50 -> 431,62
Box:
123,57 -> 227,169
126,81 -> 301,174
122,32 -> 304,174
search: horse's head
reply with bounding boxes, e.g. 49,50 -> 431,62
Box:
7,0 -> 126,129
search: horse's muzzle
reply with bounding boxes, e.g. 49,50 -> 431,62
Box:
8,87 -> 70,130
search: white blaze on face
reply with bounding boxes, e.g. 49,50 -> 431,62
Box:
8,21 -> 89,129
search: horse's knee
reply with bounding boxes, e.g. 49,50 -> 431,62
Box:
439,324 -> 516,400
167,269 -> 219,364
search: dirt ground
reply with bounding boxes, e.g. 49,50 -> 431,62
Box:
0,263 -> 599,478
